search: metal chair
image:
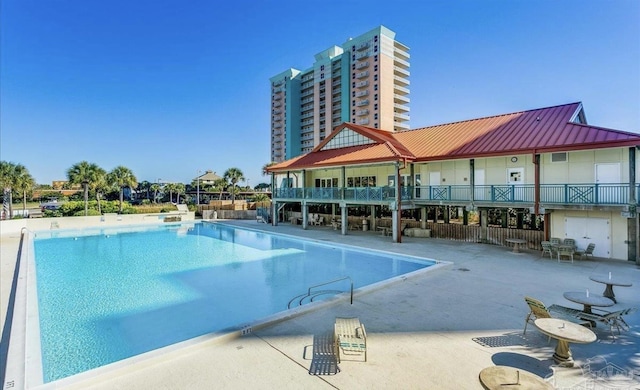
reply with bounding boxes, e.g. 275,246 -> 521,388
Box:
575,243 -> 595,260
563,238 -> 577,249
557,246 -> 574,263
540,241 -> 554,258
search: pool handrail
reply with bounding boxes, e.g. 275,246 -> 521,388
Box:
288,276 -> 353,309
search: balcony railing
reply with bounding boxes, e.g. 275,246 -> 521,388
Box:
272,184 -> 639,206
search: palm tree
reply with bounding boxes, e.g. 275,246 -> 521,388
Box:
0,161 -> 17,219
14,165 -> 35,215
173,183 -> 186,204
224,167 -> 245,204
138,180 -> 151,200
67,161 -> 102,216
150,183 -> 161,203
107,166 -> 138,213
213,178 -> 227,201
164,183 -> 176,203
91,167 -> 108,214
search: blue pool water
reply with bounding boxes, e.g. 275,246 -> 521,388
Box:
33,222 -> 436,382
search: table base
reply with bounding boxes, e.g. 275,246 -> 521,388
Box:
552,340 -> 574,367
602,284 -> 617,303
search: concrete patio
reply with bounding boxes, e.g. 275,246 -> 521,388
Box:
1,219 -> 639,389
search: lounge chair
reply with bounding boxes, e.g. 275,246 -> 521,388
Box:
523,296 -> 591,335
334,317 -> 367,362
580,307 -> 637,340
574,243 -> 595,260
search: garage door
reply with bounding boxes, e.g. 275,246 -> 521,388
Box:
565,217 -> 610,258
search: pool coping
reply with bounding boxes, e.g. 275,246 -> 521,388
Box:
7,222 -> 451,389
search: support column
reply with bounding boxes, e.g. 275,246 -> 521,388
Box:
370,205 -> 376,231
421,207 -> 427,229
480,209 -> 488,243
271,173 -> 277,226
629,147 -> 638,264
301,170 -> 307,230
302,203 -> 308,230
341,205 -> 348,235
392,209 -> 398,242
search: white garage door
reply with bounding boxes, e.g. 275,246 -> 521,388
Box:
565,217 -> 611,258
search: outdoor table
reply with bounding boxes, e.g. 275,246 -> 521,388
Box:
563,291 -> 614,314
377,226 -> 389,236
589,274 -> 632,303
534,318 -> 596,367
479,365 -> 553,390
505,238 -> 527,253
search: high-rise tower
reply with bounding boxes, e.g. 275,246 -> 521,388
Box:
270,26 -> 409,162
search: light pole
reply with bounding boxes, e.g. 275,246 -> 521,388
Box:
196,170 -> 201,206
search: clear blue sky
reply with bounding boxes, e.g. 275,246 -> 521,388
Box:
1,0 -> 638,186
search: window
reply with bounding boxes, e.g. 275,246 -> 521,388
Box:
374,113 -> 378,120
374,74 -> 378,81
374,103 -> 378,110
374,93 -> 378,101
374,55 -> 378,62
320,73 -> 324,79
320,65 -> 324,71
347,176 -> 376,187
352,82 -> 356,88
352,91 -> 356,97
374,65 -> 378,71
374,35 -> 378,42
352,64 -> 356,70
352,73 -> 355,79
374,84 -> 378,91
551,152 -> 567,162
374,45 -> 378,52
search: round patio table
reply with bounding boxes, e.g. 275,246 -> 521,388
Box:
479,365 -> 553,389
563,291 -> 614,314
589,274 -> 632,303
534,318 -> 596,367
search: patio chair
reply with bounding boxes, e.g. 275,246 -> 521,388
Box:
557,246 -> 574,263
563,238 -> 577,249
540,241 -> 554,258
574,243 -> 595,260
334,317 -> 367,362
523,296 -> 591,335
549,237 -> 562,246
582,307 -> 637,340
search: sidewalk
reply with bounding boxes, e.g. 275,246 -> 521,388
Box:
2,220 -> 639,389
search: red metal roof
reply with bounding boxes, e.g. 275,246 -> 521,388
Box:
267,102 -> 640,172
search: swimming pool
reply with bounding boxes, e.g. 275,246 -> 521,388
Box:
28,222 -> 440,383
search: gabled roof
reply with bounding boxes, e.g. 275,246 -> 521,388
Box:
267,102 -> 640,172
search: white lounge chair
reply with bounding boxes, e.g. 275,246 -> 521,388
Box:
334,317 -> 367,362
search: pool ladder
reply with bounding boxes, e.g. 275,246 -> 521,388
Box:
287,276 -> 353,309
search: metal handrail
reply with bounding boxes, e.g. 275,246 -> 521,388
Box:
287,276 -> 353,309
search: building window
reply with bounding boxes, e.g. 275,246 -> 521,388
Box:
374,103 -> 378,110
374,45 -> 378,52
320,65 -> 324,71
352,109 -> 355,115
374,84 -> 378,91
374,113 -> 378,120
551,152 -> 567,162
374,35 -> 378,42
374,64 -> 378,71
352,64 -> 355,70
374,122 -> 378,128
352,73 -> 355,79
374,74 -> 378,81
352,91 -> 356,97
374,55 -> 378,62
374,93 -> 378,101
352,54 -> 355,60
352,100 -> 356,106
352,82 -> 356,88
320,73 -> 324,79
